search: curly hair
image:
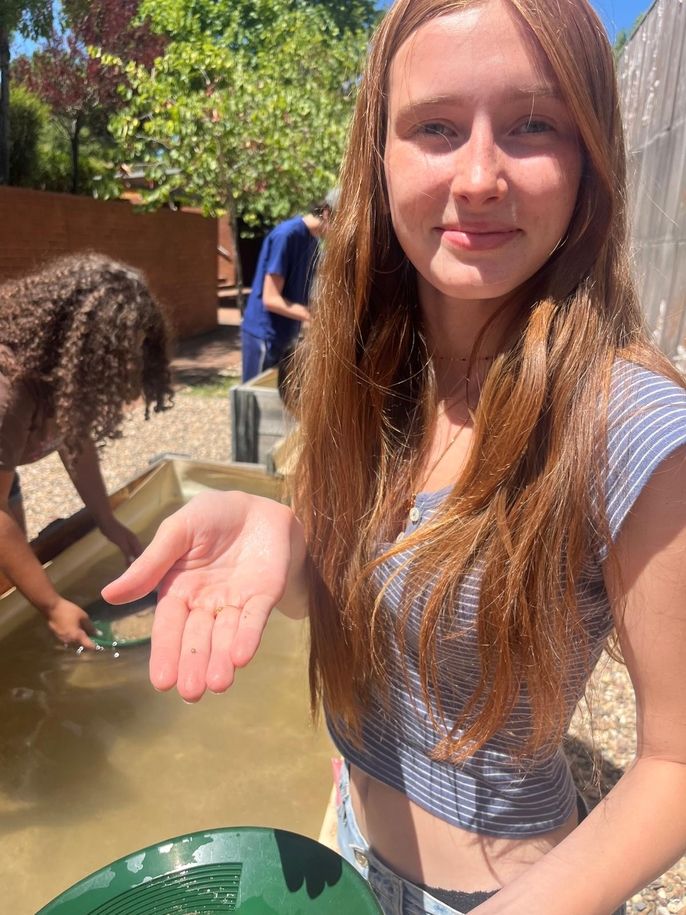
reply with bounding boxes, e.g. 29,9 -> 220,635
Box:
0,253 -> 174,468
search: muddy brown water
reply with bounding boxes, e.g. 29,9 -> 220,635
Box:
0,505 -> 334,912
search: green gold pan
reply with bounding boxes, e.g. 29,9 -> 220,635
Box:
86,592 -> 157,649
37,826 -> 384,914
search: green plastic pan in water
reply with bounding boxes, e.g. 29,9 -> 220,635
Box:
37,826 -> 383,914
86,593 -> 156,649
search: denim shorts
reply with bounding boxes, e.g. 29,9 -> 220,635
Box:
336,761 -> 626,915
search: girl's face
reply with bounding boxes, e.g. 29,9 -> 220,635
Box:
384,0 -> 583,313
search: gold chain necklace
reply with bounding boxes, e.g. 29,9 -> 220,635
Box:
406,427 -> 464,523
396,369 -> 485,540
432,354 -> 495,362
404,390 -> 471,530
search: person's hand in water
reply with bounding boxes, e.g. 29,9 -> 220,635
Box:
46,596 -> 96,650
101,491 -> 308,702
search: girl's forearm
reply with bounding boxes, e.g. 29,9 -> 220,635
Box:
60,439 -> 114,529
474,756 -> 686,915
0,507 -> 61,614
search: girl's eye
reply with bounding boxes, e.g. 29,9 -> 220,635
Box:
515,118 -> 554,135
418,122 -> 455,138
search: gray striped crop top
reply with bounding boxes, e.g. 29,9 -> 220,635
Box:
328,361 -> 686,837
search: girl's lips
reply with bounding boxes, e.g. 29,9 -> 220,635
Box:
439,227 -> 521,251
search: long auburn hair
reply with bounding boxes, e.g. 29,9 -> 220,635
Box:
0,253 -> 173,469
294,0 -> 683,762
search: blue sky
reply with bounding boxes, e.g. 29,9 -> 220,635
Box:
586,0 -> 654,38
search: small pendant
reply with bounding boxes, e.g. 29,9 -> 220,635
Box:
409,506 -> 421,524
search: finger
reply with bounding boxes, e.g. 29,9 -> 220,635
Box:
230,594 -> 275,668
75,629 -> 97,650
206,605 -> 241,693
149,592 -> 189,692
103,516 -> 189,604
177,608 -> 216,702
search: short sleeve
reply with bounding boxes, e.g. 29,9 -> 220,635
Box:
264,227 -> 291,279
600,361 -> 686,558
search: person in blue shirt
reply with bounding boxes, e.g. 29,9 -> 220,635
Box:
240,196 -> 334,382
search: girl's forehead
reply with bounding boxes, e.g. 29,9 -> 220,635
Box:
387,2 -> 558,103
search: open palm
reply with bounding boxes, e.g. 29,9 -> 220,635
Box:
102,490 -> 306,702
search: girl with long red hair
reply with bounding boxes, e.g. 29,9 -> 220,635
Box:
106,1 -> 686,912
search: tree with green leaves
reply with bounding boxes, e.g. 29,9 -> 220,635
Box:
0,1 -> 53,184
299,0 -> 379,32
102,0 -> 371,305
13,0 -> 164,194
8,84 -> 47,186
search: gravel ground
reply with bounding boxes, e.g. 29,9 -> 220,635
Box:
18,392 -> 232,540
16,389 -> 686,914
567,657 -> 686,914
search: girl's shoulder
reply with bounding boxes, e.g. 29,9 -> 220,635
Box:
607,358 -> 686,450
601,358 -> 686,552
609,357 -> 686,406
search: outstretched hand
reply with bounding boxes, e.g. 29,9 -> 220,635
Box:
102,490 -> 307,702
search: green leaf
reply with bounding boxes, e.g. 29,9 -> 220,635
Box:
103,0 -> 369,229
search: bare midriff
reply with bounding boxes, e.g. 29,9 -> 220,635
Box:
349,764 -> 579,893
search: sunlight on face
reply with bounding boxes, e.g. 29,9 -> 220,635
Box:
384,0 -> 582,318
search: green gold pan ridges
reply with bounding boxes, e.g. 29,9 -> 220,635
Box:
37,826 -> 384,914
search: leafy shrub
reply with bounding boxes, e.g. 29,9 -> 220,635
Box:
9,86 -> 49,186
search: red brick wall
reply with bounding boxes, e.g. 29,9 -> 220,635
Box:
0,186 -> 217,339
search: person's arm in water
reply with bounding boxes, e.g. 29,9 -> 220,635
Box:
103,490 -> 309,701
60,438 -> 142,565
262,274 -> 310,323
474,445 -> 686,915
0,468 -> 95,648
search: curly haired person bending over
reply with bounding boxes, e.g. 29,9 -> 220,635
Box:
0,253 -> 173,649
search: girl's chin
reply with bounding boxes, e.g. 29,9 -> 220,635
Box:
419,274 -> 519,306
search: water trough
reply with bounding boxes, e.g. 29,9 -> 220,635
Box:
0,457 -> 336,912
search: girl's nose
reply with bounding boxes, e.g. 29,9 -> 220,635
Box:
449,120 -> 507,206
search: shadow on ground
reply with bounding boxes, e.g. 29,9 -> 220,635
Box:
564,734 -> 625,810
172,366 -> 240,388
171,323 -> 241,389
